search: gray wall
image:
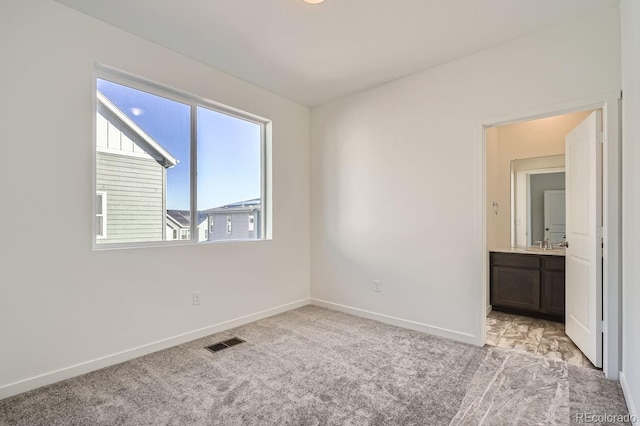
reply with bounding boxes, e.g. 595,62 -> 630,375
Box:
96,152 -> 165,243
208,211 -> 260,241
530,172 -> 565,243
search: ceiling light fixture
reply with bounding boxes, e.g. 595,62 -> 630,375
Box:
304,0 -> 325,4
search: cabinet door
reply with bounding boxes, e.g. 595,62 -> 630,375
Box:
491,266 -> 540,311
542,270 -> 565,316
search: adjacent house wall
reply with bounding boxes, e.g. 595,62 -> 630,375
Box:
95,101 -> 167,243
96,152 -> 165,243
310,6 -> 620,342
0,0 -> 310,398
620,0 -> 640,420
209,211 -> 260,241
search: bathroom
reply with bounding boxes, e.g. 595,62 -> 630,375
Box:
485,109 -> 598,368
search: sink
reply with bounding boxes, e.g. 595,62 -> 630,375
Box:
525,246 -> 566,254
491,247 -> 566,256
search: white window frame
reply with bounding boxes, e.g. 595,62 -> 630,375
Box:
226,215 -> 232,234
96,191 -> 107,239
93,64 -> 271,249
248,214 -> 255,232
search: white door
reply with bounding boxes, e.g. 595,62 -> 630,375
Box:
565,110 -> 603,368
544,189 -> 566,243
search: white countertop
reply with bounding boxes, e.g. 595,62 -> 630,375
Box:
490,247 -> 566,257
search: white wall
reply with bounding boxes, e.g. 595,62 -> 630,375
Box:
620,0 -> 640,420
0,0 -> 310,398
310,6 -> 620,342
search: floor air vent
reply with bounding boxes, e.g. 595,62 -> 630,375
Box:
206,337 -> 245,353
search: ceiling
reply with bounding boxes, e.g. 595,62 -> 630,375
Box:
56,0 -> 618,106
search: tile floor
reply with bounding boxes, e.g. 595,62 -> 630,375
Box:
486,310 -> 596,369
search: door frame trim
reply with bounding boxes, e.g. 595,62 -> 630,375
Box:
475,92 -> 621,379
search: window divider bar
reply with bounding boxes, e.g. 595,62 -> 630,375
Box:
190,104 -> 198,243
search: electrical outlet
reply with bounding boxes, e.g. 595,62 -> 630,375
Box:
373,280 -> 381,293
192,292 -> 201,306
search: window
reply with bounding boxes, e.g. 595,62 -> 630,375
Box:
94,69 -> 267,247
248,215 -> 255,232
96,191 -> 107,239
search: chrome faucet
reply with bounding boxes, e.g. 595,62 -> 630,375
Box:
534,239 -> 566,250
533,238 -> 552,250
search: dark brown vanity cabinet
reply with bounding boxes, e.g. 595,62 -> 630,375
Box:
490,252 -> 565,321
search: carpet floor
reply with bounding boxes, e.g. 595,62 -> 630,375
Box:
0,306 -> 631,425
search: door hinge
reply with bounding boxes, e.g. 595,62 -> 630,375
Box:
597,321 -> 605,334
597,131 -> 604,144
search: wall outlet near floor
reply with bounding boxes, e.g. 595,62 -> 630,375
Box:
192,292 -> 201,306
373,280 -> 382,293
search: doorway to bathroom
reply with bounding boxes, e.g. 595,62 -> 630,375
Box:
478,93 -> 621,379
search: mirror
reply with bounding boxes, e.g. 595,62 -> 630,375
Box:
510,155 -> 566,247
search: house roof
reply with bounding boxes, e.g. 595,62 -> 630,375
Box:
97,91 -> 178,168
166,210 -> 208,229
203,198 -> 261,214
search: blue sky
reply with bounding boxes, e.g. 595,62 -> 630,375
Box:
97,79 -> 261,210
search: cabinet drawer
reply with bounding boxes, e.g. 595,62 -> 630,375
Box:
544,256 -> 565,271
491,253 -> 540,269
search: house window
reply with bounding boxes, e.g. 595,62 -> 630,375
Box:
96,191 -> 107,239
172,229 -> 177,239
94,68 -> 268,248
209,216 -> 215,233
248,215 -> 255,232
226,215 -> 232,234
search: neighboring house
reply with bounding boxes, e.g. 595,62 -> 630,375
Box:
96,91 -> 177,244
204,198 -> 261,242
166,210 -> 209,242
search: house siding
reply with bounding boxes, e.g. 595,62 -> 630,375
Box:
209,211 -> 260,241
96,152 -> 165,243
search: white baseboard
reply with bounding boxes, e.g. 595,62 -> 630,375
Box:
0,298 -> 310,401
620,371 -> 639,425
310,298 -> 478,345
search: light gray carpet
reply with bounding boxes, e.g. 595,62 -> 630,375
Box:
0,306 -> 630,425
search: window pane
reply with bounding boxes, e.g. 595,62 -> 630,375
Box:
96,79 -> 190,244
197,107 -> 262,242
94,70 -> 267,248
96,216 -> 104,237
96,194 -> 103,215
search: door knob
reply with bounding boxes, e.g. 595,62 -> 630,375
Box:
565,241 -> 569,248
